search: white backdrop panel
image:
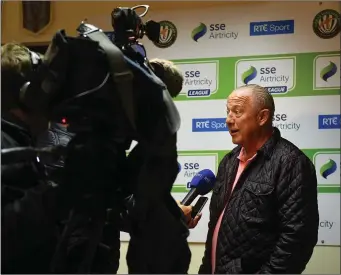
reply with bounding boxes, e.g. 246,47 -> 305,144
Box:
174,95 -> 340,151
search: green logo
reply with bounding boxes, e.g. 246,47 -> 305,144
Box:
320,61 -> 338,81
242,66 -> 257,84
320,159 -> 337,179
191,23 -> 207,42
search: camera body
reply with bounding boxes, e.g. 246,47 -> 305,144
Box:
19,5 -> 180,143
111,5 -> 160,47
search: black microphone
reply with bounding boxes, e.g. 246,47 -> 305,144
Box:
181,169 -> 216,206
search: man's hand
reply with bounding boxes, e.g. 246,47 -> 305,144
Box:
176,200 -> 202,229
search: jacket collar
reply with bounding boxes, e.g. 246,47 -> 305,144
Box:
228,127 -> 281,160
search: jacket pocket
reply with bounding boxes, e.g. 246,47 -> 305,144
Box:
212,183 -> 225,216
240,180 -> 275,224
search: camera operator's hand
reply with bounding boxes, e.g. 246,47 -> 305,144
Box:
176,200 -> 202,229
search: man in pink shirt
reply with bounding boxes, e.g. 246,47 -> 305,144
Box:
198,84 -> 319,274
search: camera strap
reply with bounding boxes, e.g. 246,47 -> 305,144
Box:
86,31 -> 136,131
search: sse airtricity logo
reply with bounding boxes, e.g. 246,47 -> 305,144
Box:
242,66 -> 257,84
314,54 -> 340,90
314,152 -> 340,186
191,23 -> 207,42
173,154 -> 218,192
174,61 -> 218,97
273,113 -> 301,131
320,61 -> 338,81
191,22 -> 238,41
235,57 -> 295,94
320,159 -> 337,179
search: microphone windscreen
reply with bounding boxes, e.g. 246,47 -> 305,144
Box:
189,169 -> 216,195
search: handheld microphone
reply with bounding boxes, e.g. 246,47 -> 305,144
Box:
181,169 -> 216,206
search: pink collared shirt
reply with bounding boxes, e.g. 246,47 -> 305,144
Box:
211,148 -> 257,274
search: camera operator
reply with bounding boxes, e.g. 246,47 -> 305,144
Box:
1,43 -> 62,273
33,57 -> 198,274
125,58 -> 200,274
149,58 -> 201,228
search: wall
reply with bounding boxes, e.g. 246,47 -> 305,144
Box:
139,2 -> 341,274
120,2 -> 340,273
2,1 -> 340,274
1,1 -> 241,44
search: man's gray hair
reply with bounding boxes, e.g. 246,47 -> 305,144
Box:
240,84 -> 275,124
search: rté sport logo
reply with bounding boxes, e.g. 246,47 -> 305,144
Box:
249,19 -> 295,36
318,115 -> 341,130
249,10 -> 341,39
192,113 -> 296,132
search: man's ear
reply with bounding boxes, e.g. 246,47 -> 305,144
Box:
258,109 -> 270,126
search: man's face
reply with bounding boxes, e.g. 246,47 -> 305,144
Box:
225,88 -> 260,146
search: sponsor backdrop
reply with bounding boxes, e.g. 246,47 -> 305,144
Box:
121,2 -> 341,246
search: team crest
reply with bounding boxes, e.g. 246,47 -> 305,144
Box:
313,9 -> 340,39
153,20 -> 178,48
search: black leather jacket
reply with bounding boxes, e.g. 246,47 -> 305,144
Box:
36,122 -> 122,274
1,114 -> 60,274
199,128 -> 319,274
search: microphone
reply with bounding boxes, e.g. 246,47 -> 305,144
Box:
181,169 -> 216,206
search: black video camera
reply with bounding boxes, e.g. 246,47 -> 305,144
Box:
77,5 -> 160,60
18,4 -> 179,140
110,5 -> 160,49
